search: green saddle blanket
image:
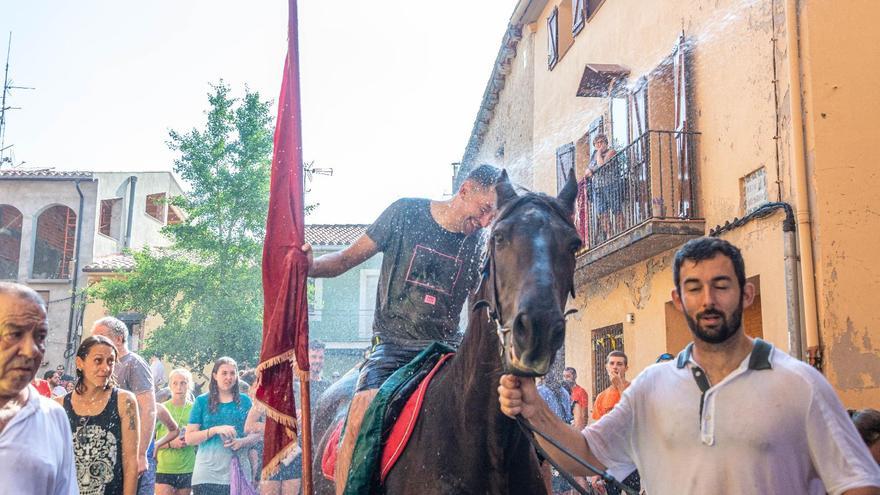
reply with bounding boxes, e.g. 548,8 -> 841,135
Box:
343,341 -> 455,495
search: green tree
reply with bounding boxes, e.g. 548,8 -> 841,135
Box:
91,82 -> 274,376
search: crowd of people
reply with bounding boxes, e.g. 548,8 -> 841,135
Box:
2,163 -> 880,495
0,281 -> 330,495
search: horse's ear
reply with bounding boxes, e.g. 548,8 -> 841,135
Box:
557,168 -> 578,212
495,169 -> 517,208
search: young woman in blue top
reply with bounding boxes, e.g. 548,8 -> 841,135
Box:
184,357 -> 260,495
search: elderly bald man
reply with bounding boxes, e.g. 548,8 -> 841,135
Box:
0,282 -> 78,494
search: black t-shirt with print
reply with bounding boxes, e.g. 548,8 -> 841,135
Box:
366,198 -> 484,344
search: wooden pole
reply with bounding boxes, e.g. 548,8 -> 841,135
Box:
300,373 -> 313,494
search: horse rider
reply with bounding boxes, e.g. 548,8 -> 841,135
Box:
303,164 -> 502,494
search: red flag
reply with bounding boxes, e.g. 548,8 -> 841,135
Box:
255,0 -> 309,480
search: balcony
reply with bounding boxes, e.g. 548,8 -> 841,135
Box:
574,130 -> 704,281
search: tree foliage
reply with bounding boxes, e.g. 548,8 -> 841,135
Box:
91,82 -> 274,376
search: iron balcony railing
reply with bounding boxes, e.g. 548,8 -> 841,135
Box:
575,129 -> 700,250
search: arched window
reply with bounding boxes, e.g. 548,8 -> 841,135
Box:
0,205 -> 23,280
33,205 -> 77,279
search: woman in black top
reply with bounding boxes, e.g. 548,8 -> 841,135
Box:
56,335 -> 140,495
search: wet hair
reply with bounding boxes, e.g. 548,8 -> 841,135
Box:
93,316 -> 129,345
169,368 -> 195,403
74,335 -> 119,394
464,164 -> 502,188
673,237 -> 747,295
606,350 -> 628,366
851,408 -> 880,447
563,367 -> 577,379
309,339 -> 326,351
208,356 -> 240,413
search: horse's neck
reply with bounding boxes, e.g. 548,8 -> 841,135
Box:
450,294 -> 505,404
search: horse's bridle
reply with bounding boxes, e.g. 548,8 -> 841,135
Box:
475,197 -> 638,495
474,196 -> 577,375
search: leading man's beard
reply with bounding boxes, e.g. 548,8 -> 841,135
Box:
684,305 -> 744,344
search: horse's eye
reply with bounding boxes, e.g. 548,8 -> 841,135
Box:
569,239 -> 582,254
494,232 -> 506,245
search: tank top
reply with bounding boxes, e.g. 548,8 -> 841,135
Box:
63,388 -> 124,495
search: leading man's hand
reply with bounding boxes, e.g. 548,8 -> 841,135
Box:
498,374 -> 541,419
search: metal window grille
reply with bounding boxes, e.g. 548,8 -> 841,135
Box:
591,323 -> 623,398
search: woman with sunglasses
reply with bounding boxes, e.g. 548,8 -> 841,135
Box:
56,335 -> 140,495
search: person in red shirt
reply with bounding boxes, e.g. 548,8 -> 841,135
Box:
563,367 -> 589,430
31,377 -> 52,398
592,351 -> 630,421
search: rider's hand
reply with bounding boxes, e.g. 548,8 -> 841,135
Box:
301,243 -> 314,272
137,454 -> 147,475
498,374 -> 541,419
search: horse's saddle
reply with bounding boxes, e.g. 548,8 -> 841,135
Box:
321,346 -> 455,489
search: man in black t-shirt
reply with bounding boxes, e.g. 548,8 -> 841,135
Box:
302,164 -> 501,494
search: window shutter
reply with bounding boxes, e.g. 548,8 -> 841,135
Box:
548,8 -> 559,68
673,34 -> 688,134
573,0 -> 586,35
556,144 -> 576,193
673,33 -> 692,216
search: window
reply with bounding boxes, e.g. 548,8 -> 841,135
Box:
591,323 -> 623,398
359,269 -> 380,339
629,79 -> 648,142
0,205 -> 23,280
308,277 -> 324,322
99,198 -> 123,239
610,95 -> 629,150
556,143 -> 575,193
572,0 -> 587,35
145,193 -> 167,223
548,7 -> 559,69
33,205 -> 77,279
167,205 -> 183,225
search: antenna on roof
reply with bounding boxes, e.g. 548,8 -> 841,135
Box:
0,32 -> 36,168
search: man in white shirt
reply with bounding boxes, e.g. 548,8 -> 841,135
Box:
498,237 -> 880,494
0,282 -> 78,495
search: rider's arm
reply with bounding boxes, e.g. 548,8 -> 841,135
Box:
498,375 -> 606,476
304,234 -> 379,278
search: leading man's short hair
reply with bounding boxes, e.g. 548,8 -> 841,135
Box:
673,237 -> 747,294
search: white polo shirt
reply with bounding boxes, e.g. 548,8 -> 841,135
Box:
0,385 -> 78,495
582,339 -> 880,495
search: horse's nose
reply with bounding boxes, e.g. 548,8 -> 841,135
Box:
512,310 -> 566,370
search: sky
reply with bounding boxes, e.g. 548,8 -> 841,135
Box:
0,0 -> 518,224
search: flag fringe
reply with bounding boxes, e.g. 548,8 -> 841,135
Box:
260,439 -> 300,480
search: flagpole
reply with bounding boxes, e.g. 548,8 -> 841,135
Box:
287,1 -> 313,491
300,374 -> 313,494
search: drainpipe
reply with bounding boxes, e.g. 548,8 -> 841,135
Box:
124,176 -> 137,249
64,179 -> 87,369
709,203 -> 800,358
783,0 -> 821,367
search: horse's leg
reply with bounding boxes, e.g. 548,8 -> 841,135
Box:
334,388 -> 379,495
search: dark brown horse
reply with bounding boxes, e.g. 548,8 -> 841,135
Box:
314,170 -> 581,494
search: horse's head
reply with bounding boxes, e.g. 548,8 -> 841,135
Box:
480,170 -> 581,377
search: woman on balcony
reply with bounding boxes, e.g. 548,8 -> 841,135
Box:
586,133 -> 617,243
